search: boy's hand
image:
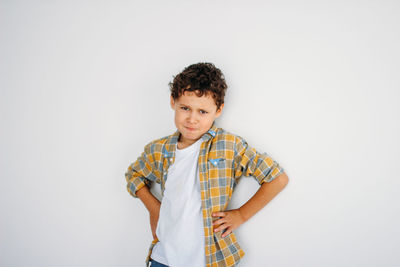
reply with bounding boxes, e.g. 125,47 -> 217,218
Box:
212,209 -> 245,238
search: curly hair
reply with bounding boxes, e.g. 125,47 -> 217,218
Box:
169,62 -> 227,111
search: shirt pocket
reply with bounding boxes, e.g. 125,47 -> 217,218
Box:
207,157 -> 235,209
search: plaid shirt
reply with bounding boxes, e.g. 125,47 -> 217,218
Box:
125,122 -> 285,267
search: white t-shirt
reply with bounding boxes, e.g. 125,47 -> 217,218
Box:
150,137 -> 206,267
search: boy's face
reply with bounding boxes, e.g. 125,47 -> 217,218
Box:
170,90 -> 224,148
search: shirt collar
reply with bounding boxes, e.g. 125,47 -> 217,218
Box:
164,122 -> 218,157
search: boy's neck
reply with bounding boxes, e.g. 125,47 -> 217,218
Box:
177,135 -> 201,150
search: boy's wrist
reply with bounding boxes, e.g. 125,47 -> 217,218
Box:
238,206 -> 249,223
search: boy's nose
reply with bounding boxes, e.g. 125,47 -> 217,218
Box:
187,113 -> 198,123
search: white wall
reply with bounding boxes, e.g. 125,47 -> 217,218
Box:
1,1 -> 399,266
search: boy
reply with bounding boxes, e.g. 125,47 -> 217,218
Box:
125,62 -> 289,267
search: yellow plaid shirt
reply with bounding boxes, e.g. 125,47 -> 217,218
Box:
125,122 -> 285,267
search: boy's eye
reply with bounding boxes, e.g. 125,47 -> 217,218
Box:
180,107 -> 207,114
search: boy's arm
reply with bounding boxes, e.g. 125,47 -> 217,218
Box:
125,143 -> 158,198
137,186 -> 161,240
238,172 -> 289,222
212,172 -> 289,237
233,135 -> 285,185
136,185 -> 161,214
125,142 -> 161,239
233,135 -> 288,221
212,136 -> 288,237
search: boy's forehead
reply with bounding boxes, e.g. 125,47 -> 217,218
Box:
176,91 -> 216,107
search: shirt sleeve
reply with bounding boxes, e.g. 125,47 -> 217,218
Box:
125,142 -> 158,198
234,135 -> 285,184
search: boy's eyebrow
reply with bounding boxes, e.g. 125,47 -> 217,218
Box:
179,104 -> 209,111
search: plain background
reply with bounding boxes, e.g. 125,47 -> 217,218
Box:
1,0 -> 399,266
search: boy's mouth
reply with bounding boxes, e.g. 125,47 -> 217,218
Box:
186,126 -> 196,131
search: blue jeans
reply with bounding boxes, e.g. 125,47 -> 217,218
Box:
149,258 -> 169,267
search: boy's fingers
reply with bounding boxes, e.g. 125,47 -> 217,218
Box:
222,231 -> 230,238
212,218 -> 226,225
212,212 -> 225,217
214,223 -> 229,232
213,219 -> 222,225
221,228 -> 231,237
221,227 -> 233,237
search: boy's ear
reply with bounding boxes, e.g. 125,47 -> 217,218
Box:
170,95 -> 175,109
215,103 -> 224,117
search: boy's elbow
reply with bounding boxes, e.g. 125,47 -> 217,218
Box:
276,172 -> 289,188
